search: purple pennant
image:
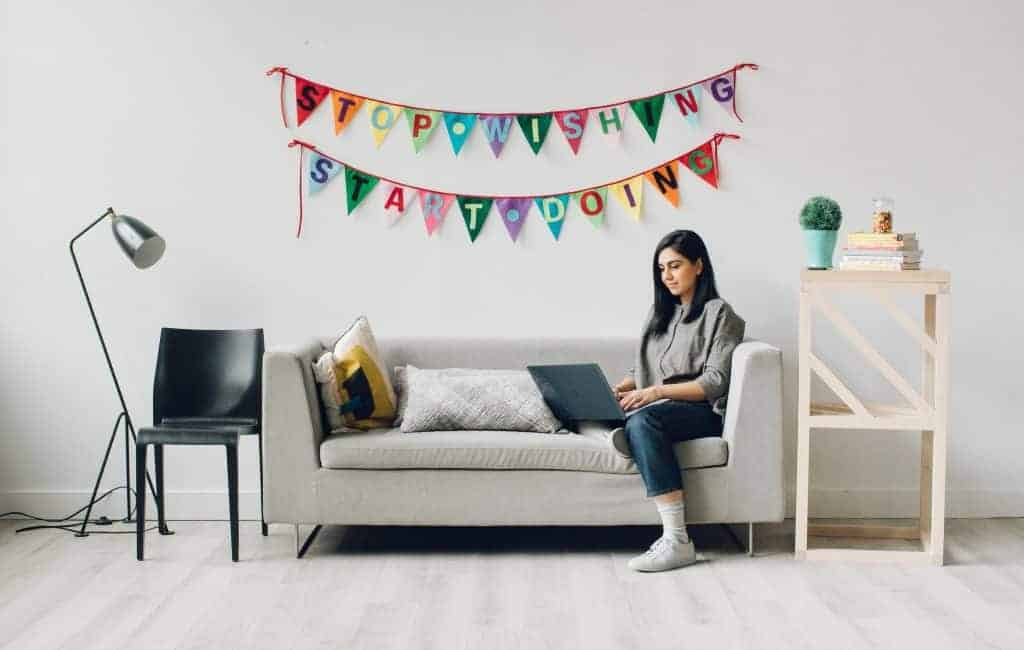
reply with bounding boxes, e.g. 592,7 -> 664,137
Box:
479,114 -> 515,158
495,197 -> 532,242
702,72 -> 737,118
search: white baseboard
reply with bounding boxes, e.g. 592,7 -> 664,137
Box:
0,490 -> 264,522
4,488 -> 1023,522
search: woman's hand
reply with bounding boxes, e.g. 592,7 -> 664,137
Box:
612,377 -> 636,399
618,386 -> 661,411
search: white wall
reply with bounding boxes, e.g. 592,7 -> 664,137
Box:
3,0 -> 1022,520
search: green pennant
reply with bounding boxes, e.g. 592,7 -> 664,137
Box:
344,166 -> 379,215
403,108 -> 441,153
516,113 -> 553,154
457,196 -> 493,242
629,95 -> 666,143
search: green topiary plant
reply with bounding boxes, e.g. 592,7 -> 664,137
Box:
799,196 -> 843,230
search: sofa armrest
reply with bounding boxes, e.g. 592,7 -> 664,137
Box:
720,340 -> 785,522
262,338 -> 325,524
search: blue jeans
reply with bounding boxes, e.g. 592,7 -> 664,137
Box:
624,399 -> 724,498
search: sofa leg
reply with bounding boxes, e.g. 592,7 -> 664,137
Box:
294,524 -> 322,559
721,523 -> 755,557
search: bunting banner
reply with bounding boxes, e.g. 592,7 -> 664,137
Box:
285,133 -> 740,241
266,63 -> 758,157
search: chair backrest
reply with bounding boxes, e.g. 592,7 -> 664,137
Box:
153,328 -> 264,426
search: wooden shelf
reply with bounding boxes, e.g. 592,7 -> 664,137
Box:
801,268 -> 950,283
796,268 -> 950,565
809,401 -> 933,430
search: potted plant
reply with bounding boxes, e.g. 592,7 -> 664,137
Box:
799,196 -> 842,269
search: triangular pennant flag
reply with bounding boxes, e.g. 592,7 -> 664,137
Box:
667,84 -> 701,129
295,77 -> 330,126
572,187 -> 607,228
479,114 -> 515,158
534,195 -> 570,241
495,197 -> 532,243
307,151 -> 343,195
611,176 -> 644,220
456,196 -> 493,243
330,90 -> 364,135
442,113 -> 477,156
644,161 -> 681,207
343,166 -> 379,214
702,73 -> 736,118
593,104 -> 628,144
404,109 -> 441,153
381,182 -> 411,226
516,113 -> 553,155
365,101 -> 402,148
629,95 -> 665,143
418,191 -> 454,236
554,110 -> 589,155
682,141 -> 719,188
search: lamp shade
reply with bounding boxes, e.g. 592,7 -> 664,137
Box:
111,214 -> 165,269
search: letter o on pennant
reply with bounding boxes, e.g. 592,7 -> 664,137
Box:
578,190 -> 604,216
371,104 -> 397,129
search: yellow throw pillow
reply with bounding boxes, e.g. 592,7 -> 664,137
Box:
320,315 -> 397,431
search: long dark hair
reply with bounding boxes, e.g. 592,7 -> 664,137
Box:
644,230 -> 720,338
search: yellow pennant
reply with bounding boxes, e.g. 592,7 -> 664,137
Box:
610,176 -> 645,220
330,90 -> 364,135
365,100 -> 402,148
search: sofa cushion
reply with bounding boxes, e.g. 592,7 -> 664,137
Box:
311,315 -> 397,432
319,427 -> 728,474
399,365 -> 563,433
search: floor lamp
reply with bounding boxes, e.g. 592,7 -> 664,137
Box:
70,207 -> 166,537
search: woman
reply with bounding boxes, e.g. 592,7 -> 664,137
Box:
611,229 -> 745,572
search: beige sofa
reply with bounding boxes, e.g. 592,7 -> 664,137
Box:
262,337 -> 784,556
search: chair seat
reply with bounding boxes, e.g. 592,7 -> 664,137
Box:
137,425 -> 241,446
160,417 -> 258,435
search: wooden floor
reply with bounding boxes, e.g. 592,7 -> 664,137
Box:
1,518 -> 1023,650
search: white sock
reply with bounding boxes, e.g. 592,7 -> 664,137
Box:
657,500 -> 690,544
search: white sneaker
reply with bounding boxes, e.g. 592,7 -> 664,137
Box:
609,426 -> 631,459
627,536 -> 697,572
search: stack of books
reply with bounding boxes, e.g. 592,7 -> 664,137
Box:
839,232 -> 922,271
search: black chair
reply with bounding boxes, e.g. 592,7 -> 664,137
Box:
136,328 -> 265,562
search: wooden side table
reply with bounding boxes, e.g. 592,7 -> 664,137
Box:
796,269 -> 950,564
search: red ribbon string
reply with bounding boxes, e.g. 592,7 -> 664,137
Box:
731,64 -> 759,122
287,139 -> 310,237
287,132 -> 740,204
266,63 -> 758,117
265,66 -> 289,127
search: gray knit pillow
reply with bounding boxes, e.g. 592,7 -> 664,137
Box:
399,365 -> 563,433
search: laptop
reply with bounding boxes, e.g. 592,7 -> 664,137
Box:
527,363 -> 667,428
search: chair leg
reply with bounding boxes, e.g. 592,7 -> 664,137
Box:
136,443 -> 147,561
153,445 -> 174,536
226,444 -> 239,562
258,432 -> 268,537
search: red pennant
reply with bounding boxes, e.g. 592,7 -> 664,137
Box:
682,141 -> 719,189
554,110 -> 589,155
295,77 -> 330,126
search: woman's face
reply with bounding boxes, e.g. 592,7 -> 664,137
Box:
657,247 -> 702,300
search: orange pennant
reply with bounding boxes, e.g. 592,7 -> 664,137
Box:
330,90 -> 364,135
644,161 -> 680,207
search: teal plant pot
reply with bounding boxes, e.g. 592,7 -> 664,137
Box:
803,229 -> 838,269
